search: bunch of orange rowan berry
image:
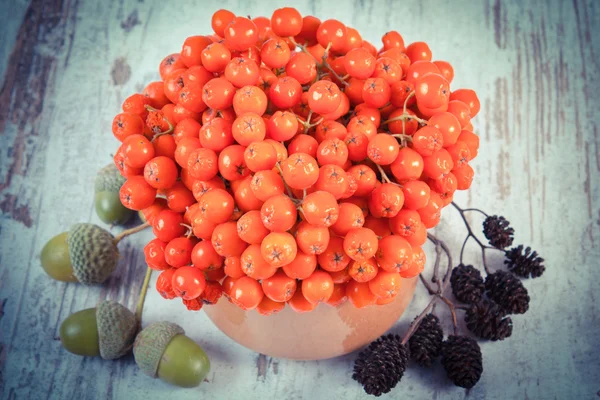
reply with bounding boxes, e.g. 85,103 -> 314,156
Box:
111,7 -> 481,314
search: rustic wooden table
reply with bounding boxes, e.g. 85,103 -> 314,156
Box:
1,0 -> 598,399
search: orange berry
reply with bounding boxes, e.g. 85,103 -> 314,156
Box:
343,227 -> 379,261
262,270 -> 297,302
256,296 -> 286,315
302,270 -> 334,304
363,215 -> 392,238
296,221 -> 330,255
234,176 -> 264,212
240,244 -> 278,280
231,276 -> 264,310
313,164 -> 349,200
250,170 -> 285,201
330,202 -> 365,236
244,141 -> 277,172
198,188 -> 234,224
287,285 -> 318,313
400,246 -> 426,278
282,251 -> 318,279
368,183 -> 404,218
224,256 -> 245,279
280,152 -> 319,190
261,232 -> 298,267
211,221 -> 248,257
376,235 -> 413,272
222,276 -> 238,299
318,236 -> 351,272
348,257 -> 378,282
326,283 -> 348,306
237,210 -> 270,244
346,280 -> 376,308
260,194 -> 298,232
301,191 -> 340,227
368,270 -> 403,299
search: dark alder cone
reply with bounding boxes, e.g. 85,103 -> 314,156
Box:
441,335 -> 483,389
504,245 -> 545,278
485,270 -> 530,314
353,334 -> 409,396
408,314 -> 443,367
465,299 -> 513,341
482,215 -> 514,249
450,264 -> 485,304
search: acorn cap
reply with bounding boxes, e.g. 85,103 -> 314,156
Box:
95,163 -> 126,193
67,223 -> 119,284
133,321 -> 185,378
96,300 -> 138,360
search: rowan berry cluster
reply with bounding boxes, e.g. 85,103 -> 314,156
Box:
111,7 -> 481,313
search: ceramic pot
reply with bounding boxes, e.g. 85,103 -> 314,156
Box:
204,276 -> 418,360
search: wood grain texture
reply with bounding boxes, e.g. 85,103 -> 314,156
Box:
0,0 -> 598,399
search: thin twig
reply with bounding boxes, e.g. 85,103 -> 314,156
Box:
439,296 -> 459,336
322,62 -> 350,87
431,240 -> 442,286
404,232 -> 455,344
428,232 -> 453,290
482,247 -> 491,274
135,267 -> 153,325
419,274 -> 436,295
451,202 -> 498,273
276,164 -> 295,199
459,235 -> 470,264
113,222 -> 150,245
401,296 -> 437,345
375,163 -> 395,184
462,208 -> 489,217
382,113 -> 428,126
304,110 -> 313,134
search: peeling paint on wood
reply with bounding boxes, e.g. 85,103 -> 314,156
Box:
121,9 -> 140,32
0,194 -> 33,227
111,57 -> 132,86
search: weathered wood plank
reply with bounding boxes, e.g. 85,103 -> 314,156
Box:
0,0 -> 598,399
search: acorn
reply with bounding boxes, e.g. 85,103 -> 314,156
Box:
134,321 -> 210,388
59,300 -> 137,359
40,223 -> 119,284
95,163 -> 134,225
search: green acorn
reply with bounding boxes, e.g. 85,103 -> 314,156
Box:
41,223 -> 119,284
60,300 -> 137,359
95,163 -> 134,225
134,322 -> 211,388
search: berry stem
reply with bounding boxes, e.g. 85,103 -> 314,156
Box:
113,222 -> 150,245
462,208 -> 489,217
401,296 -> 437,345
431,239 -> 442,286
481,247 -> 492,275
404,233 -> 454,345
289,37 -> 349,87
276,163 -> 296,199
180,223 -> 193,238
439,295 -> 459,336
382,113 -> 428,126
375,163 -> 394,184
451,201 -> 496,273
419,274 -> 436,295
427,233 -> 453,287
321,61 -> 350,87
304,110 -> 314,134
135,267 -> 153,326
